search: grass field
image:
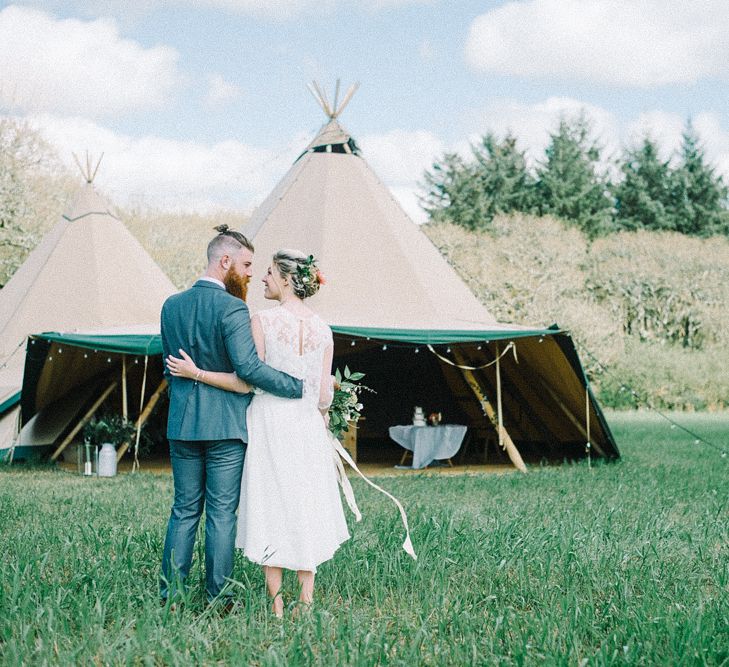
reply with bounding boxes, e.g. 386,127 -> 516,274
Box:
1,412 -> 727,665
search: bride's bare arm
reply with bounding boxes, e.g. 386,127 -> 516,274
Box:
166,349 -> 250,393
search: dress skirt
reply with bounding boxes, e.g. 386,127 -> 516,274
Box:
236,392 -> 350,572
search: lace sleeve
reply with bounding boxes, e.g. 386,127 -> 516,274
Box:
250,312 -> 267,394
317,339 -> 334,411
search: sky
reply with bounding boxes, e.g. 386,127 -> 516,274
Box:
2,0 -> 729,222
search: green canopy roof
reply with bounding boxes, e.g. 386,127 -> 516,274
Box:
35,324 -> 562,355
0,390 -> 20,415
35,332 -> 163,356
330,325 -> 561,344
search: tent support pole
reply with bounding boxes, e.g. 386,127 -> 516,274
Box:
481,344 -> 554,457
472,365 -> 526,465
50,380 -> 118,461
477,358 -> 557,459
452,350 -> 527,473
121,356 -> 128,420
117,378 -> 167,463
132,355 -> 148,470
541,382 -> 606,458
585,386 -> 592,468
495,344 -> 504,449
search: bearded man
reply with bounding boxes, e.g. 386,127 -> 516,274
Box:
159,225 -> 303,610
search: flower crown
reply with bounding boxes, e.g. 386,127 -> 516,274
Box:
296,254 -> 326,286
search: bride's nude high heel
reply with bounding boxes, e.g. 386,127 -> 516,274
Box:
271,592 -> 284,618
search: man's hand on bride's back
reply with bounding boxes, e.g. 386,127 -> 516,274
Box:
166,349 -> 252,394
166,349 -> 199,380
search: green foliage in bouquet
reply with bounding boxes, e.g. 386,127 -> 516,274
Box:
328,366 -> 373,440
83,414 -> 137,449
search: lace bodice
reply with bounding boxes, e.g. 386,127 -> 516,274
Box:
255,305 -> 334,408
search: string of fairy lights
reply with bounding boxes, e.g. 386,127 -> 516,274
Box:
339,333 -> 728,460
21,335 -> 728,461
337,334 -> 541,354
31,341 -> 146,367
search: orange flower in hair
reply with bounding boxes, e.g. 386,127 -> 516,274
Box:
316,269 -> 326,285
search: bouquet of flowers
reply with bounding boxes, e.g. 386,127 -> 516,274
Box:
328,366 -> 373,439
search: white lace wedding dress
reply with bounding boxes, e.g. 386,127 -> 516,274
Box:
235,305 -> 350,572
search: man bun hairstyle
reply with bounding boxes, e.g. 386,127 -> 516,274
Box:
273,249 -> 323,300
206,224 -> 254,263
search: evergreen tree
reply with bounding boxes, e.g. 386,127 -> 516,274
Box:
471,131 -> 537,220
421,132 -> 535,229
669,120 -> 729,236
421,152 -> 487,230
614,136 -> 673,231
536,114 -> 613,238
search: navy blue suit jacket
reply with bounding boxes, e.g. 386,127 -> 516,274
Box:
161,280 -> 303,442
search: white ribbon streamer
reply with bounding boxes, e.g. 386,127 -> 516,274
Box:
328,431 -> 417,560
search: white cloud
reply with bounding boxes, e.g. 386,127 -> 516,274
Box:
19,99 -> 729,222
696,113 -> 729,180
0,5 -> 182,116
468,99 -> 729,184
30,114 -> 302,212
357,129 -> 443,223
389,186 -> 428,224
27,113 -> 444,219
467,97 -> 621,170
360,129 -> 444,186
465,0 -> 729,87
204,74 -> 243,107
624,111 -> 685,159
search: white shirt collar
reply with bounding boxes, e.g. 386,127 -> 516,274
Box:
198,276 -> 225,288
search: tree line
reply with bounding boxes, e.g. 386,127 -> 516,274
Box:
421,114 -> 729,239
0,117 -> 73,286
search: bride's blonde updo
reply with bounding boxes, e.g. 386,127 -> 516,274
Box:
273,249 -> 325,300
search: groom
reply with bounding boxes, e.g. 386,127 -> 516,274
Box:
160,225 -> 303,608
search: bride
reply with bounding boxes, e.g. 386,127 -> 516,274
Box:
166,249 -> 349,617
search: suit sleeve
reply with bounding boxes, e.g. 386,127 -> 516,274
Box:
221,300 -> 303,398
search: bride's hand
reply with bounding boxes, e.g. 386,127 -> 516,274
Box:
166,349 -> 199,380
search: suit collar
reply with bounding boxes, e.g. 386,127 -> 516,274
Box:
194,278 -> 226,291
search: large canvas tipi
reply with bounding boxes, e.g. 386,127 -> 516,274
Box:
245,84 -> 503,332
0,156 -> 176,457
244,83 -> 619,466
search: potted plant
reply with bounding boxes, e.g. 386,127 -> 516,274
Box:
83,414 -> 136,477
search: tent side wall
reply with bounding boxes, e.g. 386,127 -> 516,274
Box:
16,329 -> 618,464
15,335 -> 166,460
331,330 -> 618,462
